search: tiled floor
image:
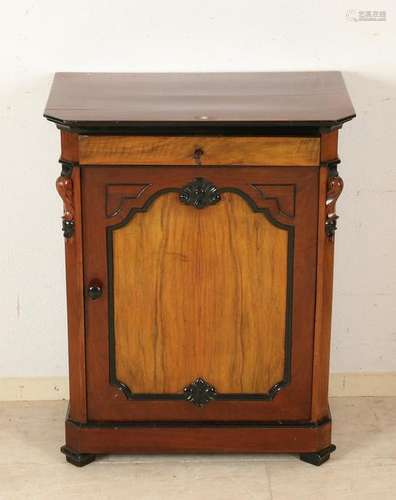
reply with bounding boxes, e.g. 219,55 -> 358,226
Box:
0,397 -> 395,499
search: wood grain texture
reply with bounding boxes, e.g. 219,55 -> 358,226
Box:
113,192 -> 288,394
320,130 -> 338,162
60,131 -> 79,162
106,184 -> 151,217
44,72 -> 355,127
79,136 -> 320,166
63,167 -> 87,422
311,131 -> 340,420
56,175 -> 74,222
251,184 -> 295,217
311,166 -> 335,421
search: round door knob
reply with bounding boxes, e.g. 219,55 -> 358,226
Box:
87,280 -> 103,300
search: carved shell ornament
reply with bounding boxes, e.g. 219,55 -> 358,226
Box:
184,378 -> 217,406
179,178 -> 221,209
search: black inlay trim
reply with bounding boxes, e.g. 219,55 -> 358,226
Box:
251,183 -> 296,219
327,159 -> 341,178
44,114 -> 355,135
106,183 -> 294,402
62,219 -> 75,239
68,416 -> 331,429
59,159 -> 74,178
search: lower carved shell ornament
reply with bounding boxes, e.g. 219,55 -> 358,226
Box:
184,378 -> 217,407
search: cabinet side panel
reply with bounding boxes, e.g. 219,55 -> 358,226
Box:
64,167 -> 87,422
113,192 -> 288,395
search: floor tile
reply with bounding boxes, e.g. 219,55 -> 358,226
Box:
267,458 -> 396,500
0,461 -> 271,500
0,397 -> 395,499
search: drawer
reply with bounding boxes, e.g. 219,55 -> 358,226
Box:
78,135 -> 320,166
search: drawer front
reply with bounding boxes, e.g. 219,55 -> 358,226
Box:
83,165 -> 319,422
79,135 -> 320,166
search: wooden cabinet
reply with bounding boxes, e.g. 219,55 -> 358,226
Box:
45,72 -> 355,466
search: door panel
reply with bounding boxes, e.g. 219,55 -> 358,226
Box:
112,192 -> 288,396
83,166 -> 318,421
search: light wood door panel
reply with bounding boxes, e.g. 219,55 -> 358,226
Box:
113,192 -> 288,395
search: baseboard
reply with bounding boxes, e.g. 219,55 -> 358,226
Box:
0,373 -> 395,401
0,377 -> 69,401
329,372 -> 396,397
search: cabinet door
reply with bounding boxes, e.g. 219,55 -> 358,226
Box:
82,166 -> 318,421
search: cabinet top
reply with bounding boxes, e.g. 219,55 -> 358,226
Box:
44,72 -> 355,133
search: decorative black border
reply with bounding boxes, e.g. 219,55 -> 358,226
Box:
45,114 -> 355,135
105,183 -> 151,217
68,416 -> 331,429
106,185 -> 295,402
251,183 -> 297,218
59,159 -> 74,178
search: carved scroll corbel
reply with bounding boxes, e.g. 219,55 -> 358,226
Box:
56,163 -> 75,238
325,166 -> 344,241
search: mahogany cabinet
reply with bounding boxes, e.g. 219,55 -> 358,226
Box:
44,72 -> 355,466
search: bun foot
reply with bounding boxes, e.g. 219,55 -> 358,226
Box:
300,444 -> 336,466
61,445 -> 96,467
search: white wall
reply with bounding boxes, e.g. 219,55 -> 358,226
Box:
0,1 -> 395,377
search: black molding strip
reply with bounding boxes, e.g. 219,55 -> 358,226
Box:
58,159 -> 75,177
44,114 -> 355,136
68,416 -> 331,429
